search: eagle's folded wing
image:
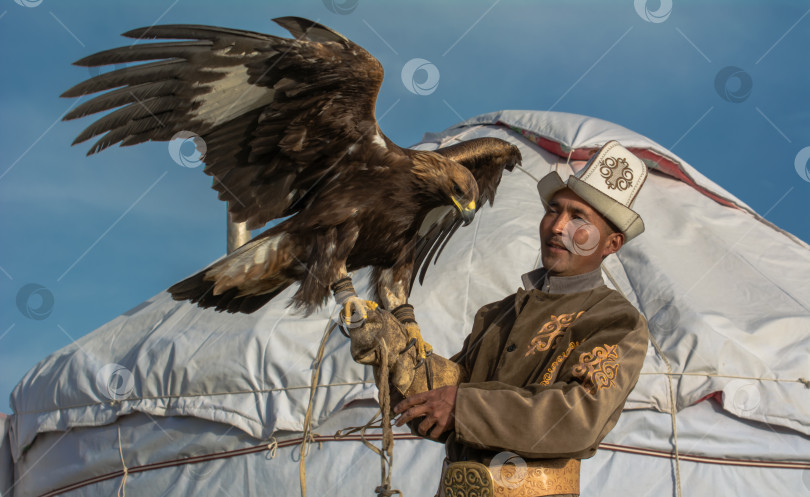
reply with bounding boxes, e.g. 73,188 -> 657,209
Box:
410,137 -> 522,288
62,17 -> 388,230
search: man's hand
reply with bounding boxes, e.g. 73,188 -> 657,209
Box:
393,385 -> 458,439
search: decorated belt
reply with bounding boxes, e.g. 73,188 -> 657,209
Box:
438,457 -> 580,497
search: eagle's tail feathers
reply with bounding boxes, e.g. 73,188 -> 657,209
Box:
168,232 -> 299,314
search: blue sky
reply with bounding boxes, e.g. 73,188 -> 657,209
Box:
0,0 -> 808,410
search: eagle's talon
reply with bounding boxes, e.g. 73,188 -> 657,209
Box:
402,322 -> 433,364
419,339 -> 434,359
413,357 -> 426,369
340,296 -> 370,330
403,338 -> 417,353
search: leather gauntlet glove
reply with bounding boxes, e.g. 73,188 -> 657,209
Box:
340,299 -> 464,400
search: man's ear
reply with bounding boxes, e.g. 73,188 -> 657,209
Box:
602,231 -> 625,258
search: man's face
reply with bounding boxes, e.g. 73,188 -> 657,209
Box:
539,189 -> 624,277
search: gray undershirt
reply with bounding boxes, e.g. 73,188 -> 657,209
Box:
521,266 -> 605,294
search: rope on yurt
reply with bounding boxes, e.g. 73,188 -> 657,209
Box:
602,266 -> 682,497
299,319 -> 337,497
116,425 -> 129,497
266,437 -> 278,459
640,372 -> 810,386
646,332 -> 683,497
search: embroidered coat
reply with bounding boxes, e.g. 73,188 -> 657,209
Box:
446,280 -> 649,463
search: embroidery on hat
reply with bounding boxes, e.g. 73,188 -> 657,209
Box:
525,311 -> 584,356
599,156 -> 634,191
540,340 -> 580,385
573,344 -> 619,394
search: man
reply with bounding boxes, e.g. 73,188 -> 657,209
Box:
350,141 -> 650,496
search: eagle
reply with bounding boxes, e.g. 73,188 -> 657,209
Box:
62,17 -> 521,359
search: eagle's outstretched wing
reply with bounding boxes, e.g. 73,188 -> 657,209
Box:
408,137 -> 521,288
62,17 -> 388,230
62,17 -> 521,323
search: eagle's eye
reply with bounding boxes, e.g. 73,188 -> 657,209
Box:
452,183 -> 463,196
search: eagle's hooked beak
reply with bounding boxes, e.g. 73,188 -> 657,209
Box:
452,197 -> 477,226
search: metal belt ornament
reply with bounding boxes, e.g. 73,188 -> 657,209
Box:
438,458 -> 580,497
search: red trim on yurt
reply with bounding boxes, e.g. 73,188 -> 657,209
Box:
497,121 -> 737,209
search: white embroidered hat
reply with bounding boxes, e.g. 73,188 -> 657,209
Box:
537,140 -> 648,242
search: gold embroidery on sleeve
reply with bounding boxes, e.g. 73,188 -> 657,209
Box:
539,340 -> 580,386
525,311 -> 584,357
572,344 -> 620,394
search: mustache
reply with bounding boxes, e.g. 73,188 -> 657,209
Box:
545,236 -> 569,251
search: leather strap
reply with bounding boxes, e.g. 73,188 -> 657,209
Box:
330,277 -> 356,305
391,304 -> 416,324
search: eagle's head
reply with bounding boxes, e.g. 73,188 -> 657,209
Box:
411,151 -> 479,225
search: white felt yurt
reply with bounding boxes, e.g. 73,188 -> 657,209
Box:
2,110 -> 809,497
